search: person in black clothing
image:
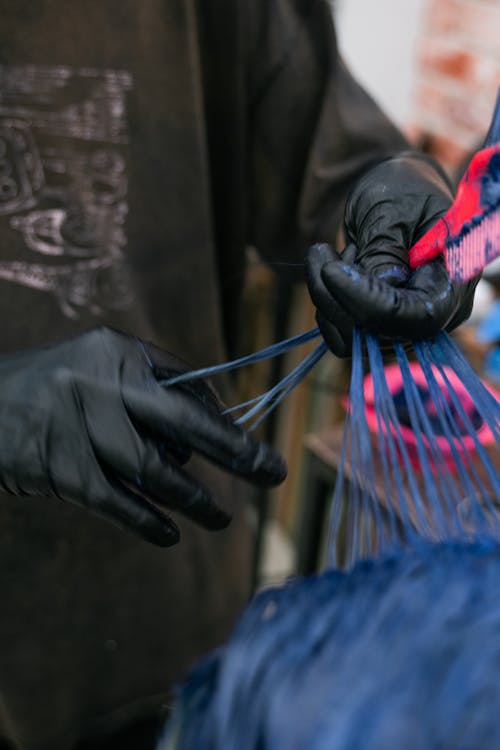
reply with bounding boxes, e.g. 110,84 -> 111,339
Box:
0,1 -> 476,747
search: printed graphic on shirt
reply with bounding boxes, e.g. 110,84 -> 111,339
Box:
0,65 -> 134,318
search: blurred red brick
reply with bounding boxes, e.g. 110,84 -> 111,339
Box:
421,46 -> 473,81
424,0 -> 461,37
419,39 -> 500,92
425,0 -> 500,57
411,0 -> 500,171
416,81 -> 493,136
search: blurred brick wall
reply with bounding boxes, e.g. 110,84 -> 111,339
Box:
411,0 -> 500,175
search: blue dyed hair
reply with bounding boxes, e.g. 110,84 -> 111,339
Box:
160,323 -> 500,749
161,538 -> 500,750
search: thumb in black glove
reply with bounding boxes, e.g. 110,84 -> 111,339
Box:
306,152 -> 479,355
0,327 -> 287,546
307,243 -> 477,352
344,151 -> 453,283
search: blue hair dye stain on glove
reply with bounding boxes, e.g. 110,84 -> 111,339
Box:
376,264 -> 410,285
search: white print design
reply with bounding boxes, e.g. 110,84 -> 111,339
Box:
0,65 -> 134,318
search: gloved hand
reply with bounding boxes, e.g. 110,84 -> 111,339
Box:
0,327 -> 286,546
306,153 -> 479,355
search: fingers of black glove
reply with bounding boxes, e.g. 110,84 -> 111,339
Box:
86,471 -> 180,547
445,276 -> 481,332
84,396 -> 229,531
346,202 -> 412,276
306,243 -> 341,312
156,435 -> 192,467
135,338 -> 191,376
141,340 -> 224,411
133,446 -> 231,530
124,385 -> 287,487
306,244 -> 354,356
344,153 -> 452,280
321,257 -> 455,340
316,312 -> 352,358
339,243 -> 358,265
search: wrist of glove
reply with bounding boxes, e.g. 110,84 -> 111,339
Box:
306,151 -> 479,356
0,328 -> 286,545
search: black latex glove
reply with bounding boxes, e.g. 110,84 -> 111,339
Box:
0,327 -> 287,546
306,153 -> 479,356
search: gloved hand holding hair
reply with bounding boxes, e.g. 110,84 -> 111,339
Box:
306,152 -> 480,356
0,327 -> 286,546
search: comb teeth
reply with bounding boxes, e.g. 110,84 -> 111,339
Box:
445,208 -> 500,282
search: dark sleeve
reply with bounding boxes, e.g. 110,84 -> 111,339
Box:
246,0 -> 410,265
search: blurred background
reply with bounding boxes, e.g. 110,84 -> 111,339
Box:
248,0 -> 500,588
337,0 -> 500,168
